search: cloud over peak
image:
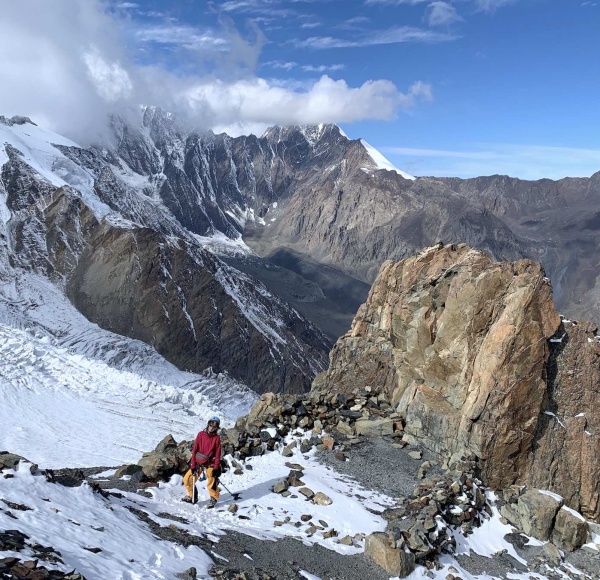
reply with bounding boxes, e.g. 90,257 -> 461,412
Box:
0,0 -> 433,142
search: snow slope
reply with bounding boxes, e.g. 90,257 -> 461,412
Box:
361,138 -> 416,180
0,118 -> 115,219
4,441 -> 594,580
0,272 -> 256,467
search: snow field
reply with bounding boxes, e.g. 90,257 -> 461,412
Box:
0,462 -> 213,579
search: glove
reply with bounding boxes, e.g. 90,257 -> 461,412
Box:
212,466 -> 221,478
192,466 -> 199,477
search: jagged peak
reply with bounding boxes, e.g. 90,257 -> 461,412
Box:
262,123 -> 346,146
0,115 -> 37,127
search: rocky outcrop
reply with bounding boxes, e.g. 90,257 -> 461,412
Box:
136,435 -> 192,481
315,243 -> 600,520
498,487 -> 591,552
0,451 -> 37,474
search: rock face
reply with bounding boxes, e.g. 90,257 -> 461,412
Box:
316,243 -> 600,520
526,319 -> 600,521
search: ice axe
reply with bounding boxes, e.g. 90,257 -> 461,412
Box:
219,479 -> 241,501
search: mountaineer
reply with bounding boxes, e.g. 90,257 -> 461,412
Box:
182,416 -> 222,508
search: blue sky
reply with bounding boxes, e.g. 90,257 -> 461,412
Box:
1,1 -> 599,179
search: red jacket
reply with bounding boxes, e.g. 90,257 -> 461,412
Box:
191,429 -> 222,471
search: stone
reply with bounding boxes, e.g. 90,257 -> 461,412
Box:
365,532 -> 416,577
228,504 -> 239,514
322,529 -> 337,539
288,475 -> 305,487
355,418 -> 394,437
115,464 -> 143,478
312,492 -> 333,506
321,435 -> 335,450
273,481 -> 289,493
176,567 -> 197,580
0,452 -> 25,471
155,434 -> 177,454
552,506 -> 589,551
334,420 -> 355,437
301,514 -> 312,522
282,442 -> 296,457
338,535 -> 353,545
284,461 -> 305,471
300,441 -> 313,453
513,490 -> 563,541
299,487 -> 315,499
541,542 -> 562,565
408,451 -> 423,460
417,461 -> 432,479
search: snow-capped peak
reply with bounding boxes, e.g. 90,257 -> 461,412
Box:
360,138 -> 415,180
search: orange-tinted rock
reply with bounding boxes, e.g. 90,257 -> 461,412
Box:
315,244 -> 600,520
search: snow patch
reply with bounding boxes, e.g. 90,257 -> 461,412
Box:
538,489 -> 564,501
360,139 -> 415,180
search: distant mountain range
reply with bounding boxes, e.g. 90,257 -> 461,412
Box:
2,109 -> 600,395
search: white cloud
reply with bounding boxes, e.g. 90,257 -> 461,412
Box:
366,0 -> 517,12
264,60 -> 299,70
426,2 -> 462,26
302,64 -> 345,72
300,21 -> 322,29
474,0 -> 516,12
365,0 -> 430,4
83,49 -> 134,102
116,2 -> 139,8
296,26 -> 458,48
0,0 -> 131,141
135,24 -> 229,51
184,76 -> 433,136
0,0 -> 433,143
380,144 -> 600,180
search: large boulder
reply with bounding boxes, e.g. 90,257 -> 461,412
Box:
364,532 -> 415,577
316,243 -> 600,520
354,418 -> 394,437
552,506 -> 590,552
502,489 -> 563,541
137,435 -> 191,481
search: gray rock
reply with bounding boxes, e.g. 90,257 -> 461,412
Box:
273,480 -> 289,494
355,418 -> 394,437
312,492 -> 333,506
542,542 -> 562,565
552,506 -> 589,552
510,490 -> 563,541
299,487 -> 315,499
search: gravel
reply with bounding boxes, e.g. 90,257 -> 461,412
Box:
316,436 -> 442,499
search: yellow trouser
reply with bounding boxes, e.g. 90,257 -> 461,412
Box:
183,466 -> 219,501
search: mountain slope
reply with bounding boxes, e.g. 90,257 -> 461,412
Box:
0,115 -> 329,393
